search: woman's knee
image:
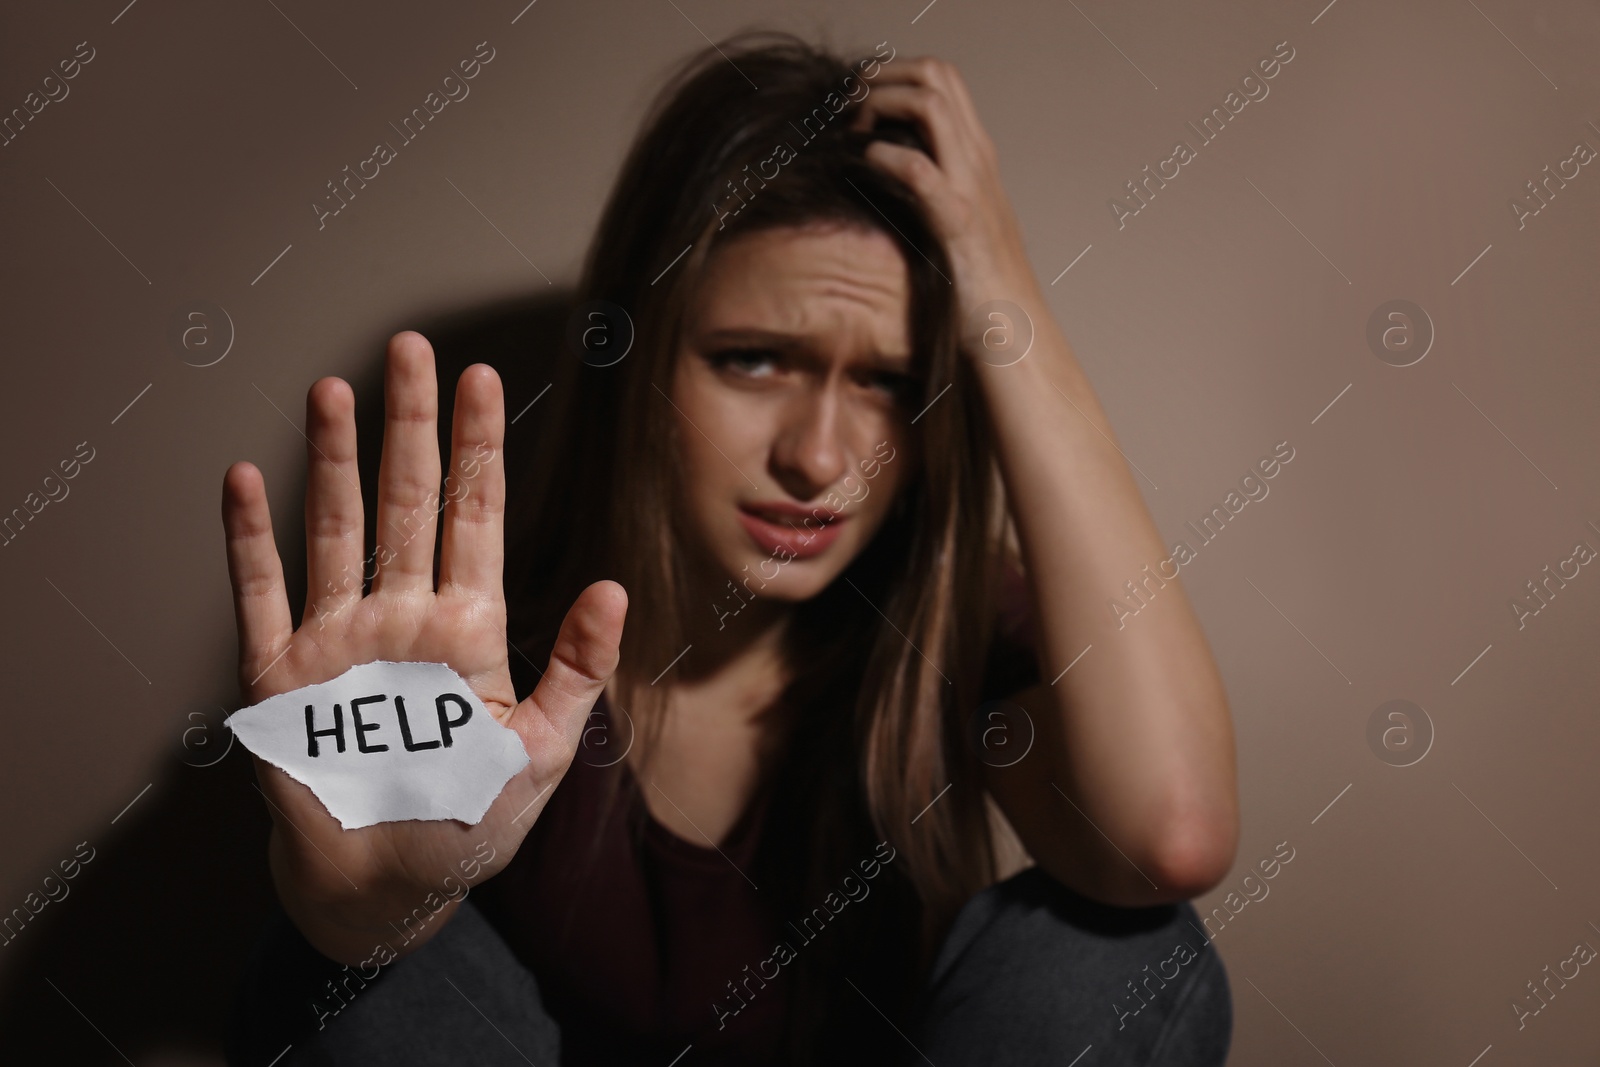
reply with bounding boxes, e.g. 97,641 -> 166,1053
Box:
912,866 -> 1232,1065
226,900 -> 560,1067
1141,936 -> 1231,1065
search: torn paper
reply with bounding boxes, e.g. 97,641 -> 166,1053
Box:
227,660 -> 529,830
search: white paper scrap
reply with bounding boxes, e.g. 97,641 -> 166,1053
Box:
226,660 -> 529,830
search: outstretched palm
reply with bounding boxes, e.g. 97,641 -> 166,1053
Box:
221,331 -> 625,960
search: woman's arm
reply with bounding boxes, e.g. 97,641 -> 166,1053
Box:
855,59 -> 1238,907
970,321 -> 1239,906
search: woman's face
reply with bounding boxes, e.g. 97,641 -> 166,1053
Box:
671,223 -> 918,603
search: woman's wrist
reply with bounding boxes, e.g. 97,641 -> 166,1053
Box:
268,828 -> 460,966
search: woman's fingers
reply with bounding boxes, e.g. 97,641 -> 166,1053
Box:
438,364 -> 506,604
510,580 -> 628,762
861,56 -> 985,127
222,461 -> 295,691
853,60 -> 995,179
863,138 -> 955,214
302,377 -> 365,628
853,82 -> 956,164
371,332 -> 443,597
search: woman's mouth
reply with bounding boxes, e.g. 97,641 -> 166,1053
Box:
736,502 -> 847,560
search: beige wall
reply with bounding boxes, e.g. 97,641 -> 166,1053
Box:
2,0 -> 1597,1062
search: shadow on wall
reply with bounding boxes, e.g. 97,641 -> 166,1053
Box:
0,292 -> 577,1064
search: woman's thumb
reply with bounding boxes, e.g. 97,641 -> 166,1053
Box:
511,580 -> 628,758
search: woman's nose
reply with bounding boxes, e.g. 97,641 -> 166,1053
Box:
770,388 -> 849,498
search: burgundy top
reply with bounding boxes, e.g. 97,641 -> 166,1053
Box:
478,563 -> 1041,1065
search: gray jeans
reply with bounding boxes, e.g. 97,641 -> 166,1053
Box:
227,866 -> 1231,1066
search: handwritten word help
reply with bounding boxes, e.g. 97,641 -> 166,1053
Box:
227,661 -> 528,829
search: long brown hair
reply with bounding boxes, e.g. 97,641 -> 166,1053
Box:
504,30 -> 1019,1064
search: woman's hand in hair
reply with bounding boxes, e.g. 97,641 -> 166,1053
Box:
850,56 -> 1041,333
220,331 -> 627,965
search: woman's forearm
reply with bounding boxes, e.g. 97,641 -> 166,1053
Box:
974,278 -> 1239,894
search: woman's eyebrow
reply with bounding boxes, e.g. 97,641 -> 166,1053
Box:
695,327 -> 912,370
696,327 -> 805,351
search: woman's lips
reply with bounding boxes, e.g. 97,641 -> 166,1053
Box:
736,504 -> 846,560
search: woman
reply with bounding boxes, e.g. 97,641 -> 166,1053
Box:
223,32 -> 1238,1067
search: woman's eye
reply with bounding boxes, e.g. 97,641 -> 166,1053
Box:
709,349 -> 779,376
866,371 -> 918,401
